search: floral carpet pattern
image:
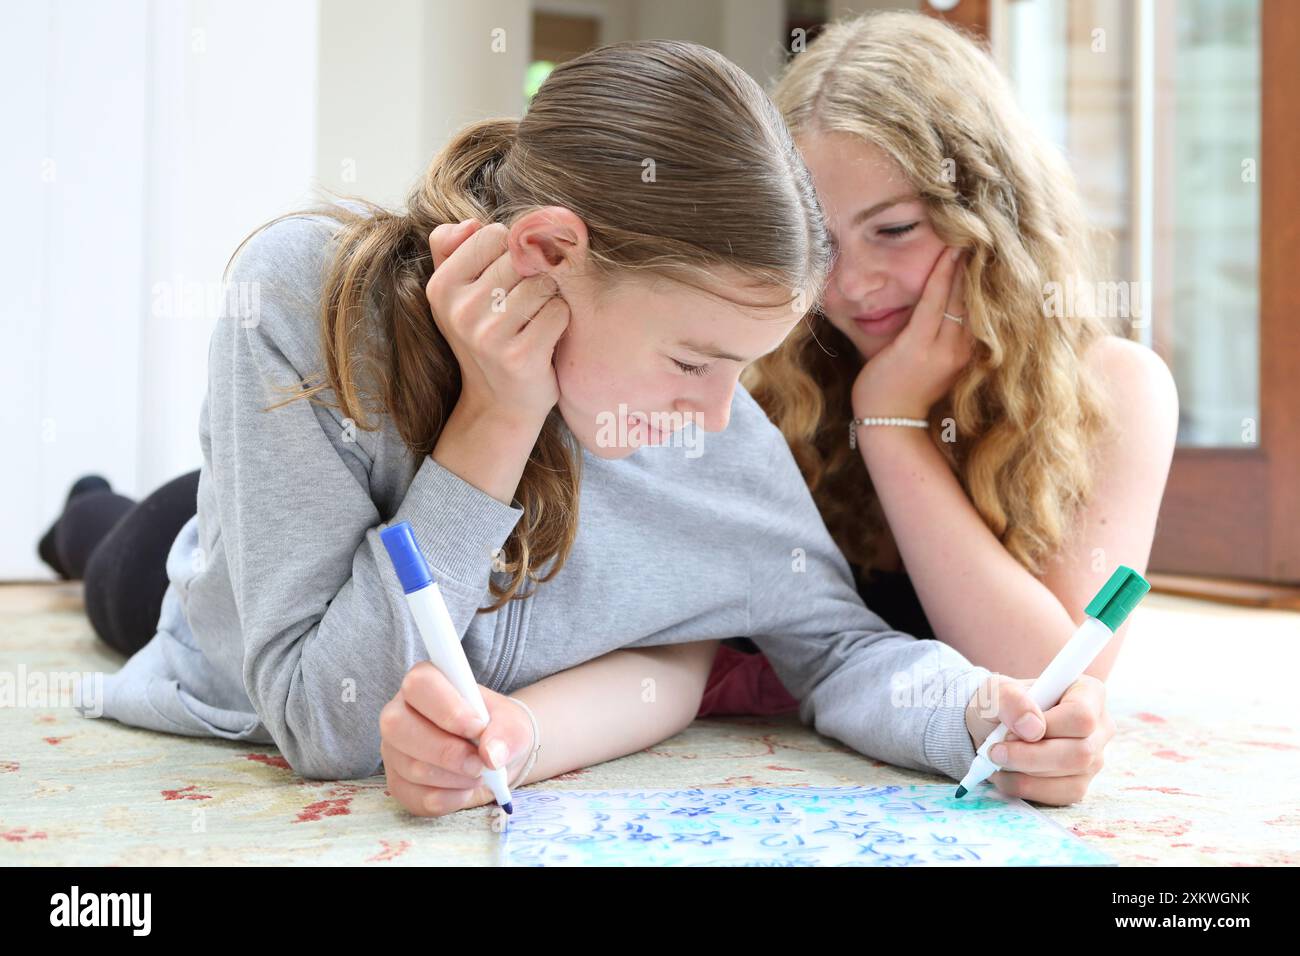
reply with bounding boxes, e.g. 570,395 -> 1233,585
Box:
2,584 -> 1297,866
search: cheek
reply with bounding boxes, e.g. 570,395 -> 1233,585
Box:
897,240 -> 947,302
552,318 -> 614,399
552,334 -> 584,394
553,329 -> 658,412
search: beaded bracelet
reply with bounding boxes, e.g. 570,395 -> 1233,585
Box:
849,416 -> 929,450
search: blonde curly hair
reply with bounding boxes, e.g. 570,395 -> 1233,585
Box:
746,11 -> 1116,575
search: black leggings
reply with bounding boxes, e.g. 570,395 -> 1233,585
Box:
53,469 -> 202,658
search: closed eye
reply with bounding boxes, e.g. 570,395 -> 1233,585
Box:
672,358 -> 712,377
879,222 -> 918,238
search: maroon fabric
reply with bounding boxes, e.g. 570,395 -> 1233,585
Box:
697,644 -> 800,718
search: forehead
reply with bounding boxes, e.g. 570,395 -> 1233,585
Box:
616,271 -> 803,357
797,131 -> 913,209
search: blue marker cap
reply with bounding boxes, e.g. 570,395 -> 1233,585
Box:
380,522 -> 432,594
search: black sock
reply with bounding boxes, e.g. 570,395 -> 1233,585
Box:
37,475 -> 118,580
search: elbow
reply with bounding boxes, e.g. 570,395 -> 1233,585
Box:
287,754 -> 339,781
651,639 -> 721,731
268,702 -> 381,780
244,647 -> 383,782
246,678 -> 380,781
281,741 -> 379,781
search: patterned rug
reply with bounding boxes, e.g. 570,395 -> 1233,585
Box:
2,583 -> 1297,866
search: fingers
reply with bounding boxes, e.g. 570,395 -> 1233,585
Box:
400,661 -> 487,737
989,676 -> 1047,743
981,675 -> 1110,795
383,735 -> 485,790
944,252 -> 967,319
1042,676 -> 1108,739
987,733 -> 1104,777
379,666 -> 533,819
935,253 -> 973,350
430,219 -> 483,271
515,294 -> 571,355
500,274 -> 565,339
475,691 -> 539,773
430,221 -> 512,286
905,245 -> 963,344
383,740 -> 492,817
989,770 -> 1095,807
476,236 -> 528,307
380,697 -> 483,777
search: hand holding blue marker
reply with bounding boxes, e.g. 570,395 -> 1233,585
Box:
381,521 -> 514,815
955,565 -> 1150,799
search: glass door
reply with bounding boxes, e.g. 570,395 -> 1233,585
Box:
987,0 -> 1298,585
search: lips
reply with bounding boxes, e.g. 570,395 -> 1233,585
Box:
855,306 -> 904,322
628,413 -> 671,444
851,306 -> 909,336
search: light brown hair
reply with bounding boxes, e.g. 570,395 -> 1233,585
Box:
226,40 -> 831,611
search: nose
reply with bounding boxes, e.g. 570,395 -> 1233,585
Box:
831,244 -> 885,303
676,379 -> 733,433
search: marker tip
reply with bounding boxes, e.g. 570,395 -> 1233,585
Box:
954,786 -> 967,799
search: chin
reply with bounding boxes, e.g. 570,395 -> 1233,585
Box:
857,338 -> 893,361
830,319 -> 896,361
585,442 -> 637,460
555,399 -> 637,460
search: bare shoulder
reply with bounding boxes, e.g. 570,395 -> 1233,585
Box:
1085,335 -> 1179,419
1084,335 -> 1179,452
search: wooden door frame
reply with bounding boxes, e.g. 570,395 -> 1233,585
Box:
1146,0 -> 1299,584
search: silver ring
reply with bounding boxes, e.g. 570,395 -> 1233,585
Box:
943,312 -> 965,325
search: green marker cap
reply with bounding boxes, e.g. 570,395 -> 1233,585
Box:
1085,565 -> 1151,632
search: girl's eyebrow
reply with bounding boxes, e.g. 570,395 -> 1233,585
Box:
675,339 -> 748,362
850,194 -> 919,226
675,339 -> 782,364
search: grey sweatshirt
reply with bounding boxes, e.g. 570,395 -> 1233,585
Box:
78,210 -> 993,782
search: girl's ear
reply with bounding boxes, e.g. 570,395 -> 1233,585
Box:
508,206 -> 589,278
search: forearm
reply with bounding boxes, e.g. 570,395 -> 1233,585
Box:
432,398 -> 546,506
508,640 -> 720,785
857,427 -> 1078,678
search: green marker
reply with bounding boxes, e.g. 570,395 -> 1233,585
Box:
955,566 -> 1150,799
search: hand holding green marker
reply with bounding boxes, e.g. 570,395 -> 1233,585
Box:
955,565 -> 1150,799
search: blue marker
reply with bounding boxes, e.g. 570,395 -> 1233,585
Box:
381,521 -> 513,815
